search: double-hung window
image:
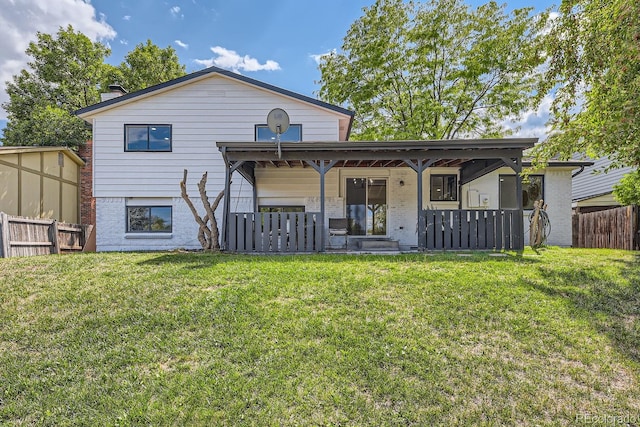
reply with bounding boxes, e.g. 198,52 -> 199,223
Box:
125,125 -> 172,151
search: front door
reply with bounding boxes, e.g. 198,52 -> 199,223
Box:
345,178 -> 387,236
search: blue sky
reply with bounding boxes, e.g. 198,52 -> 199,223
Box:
0,0 -> 555,140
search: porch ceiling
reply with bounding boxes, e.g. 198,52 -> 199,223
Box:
217,139 -> 537,168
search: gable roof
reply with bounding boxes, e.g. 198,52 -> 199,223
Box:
75,65 -> 355,120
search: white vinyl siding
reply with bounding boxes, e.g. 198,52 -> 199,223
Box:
89,75 -> 344,200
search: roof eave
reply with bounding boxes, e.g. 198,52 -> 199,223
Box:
523,160 -> 595,168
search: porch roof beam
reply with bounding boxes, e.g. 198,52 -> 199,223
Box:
220,148 -> 525,163
218,139 -> 537,152
459,158 -> 506,185
232,161 -> 255,186
501,156 -> 522,173
403,158 -> 438,173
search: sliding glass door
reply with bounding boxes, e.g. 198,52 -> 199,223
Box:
346,178 -> 387,236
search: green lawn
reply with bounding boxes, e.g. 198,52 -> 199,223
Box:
0,248 -> 638,425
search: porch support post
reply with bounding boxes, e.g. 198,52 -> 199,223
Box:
222,157 -> 231,251
417,160 -> 425,250
404,159 -> 437,251
305,160 -> 338,252
221,158 -> 245,251
502,156 -> 524,251
319,161 -> 327,251
514,157 -> 524,250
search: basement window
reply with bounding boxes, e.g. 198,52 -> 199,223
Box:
127,206 -> 172,232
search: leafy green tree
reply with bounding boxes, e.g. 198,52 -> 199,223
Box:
2,29 -> 186,149
531,0 -> 640,169
116,40 -> 186,92
317,0 -> 548,140
2,25 -> 114,148
613,171 -> 640,206
2,105 -> 90,147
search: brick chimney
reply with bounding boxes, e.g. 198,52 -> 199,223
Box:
78,140 -> 95,227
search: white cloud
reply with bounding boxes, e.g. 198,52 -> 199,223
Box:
0,0 -> 116,120
539,11 -> 560,36
120,39 -> 128,45
123,15 -> 131,21
502,94 -> 554,140
174,40 -> 188,49
310,49 -> 336,65
194,46 -> 281,73
170,6 -> 183,18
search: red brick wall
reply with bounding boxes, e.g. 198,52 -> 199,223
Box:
78,140 -> 95,226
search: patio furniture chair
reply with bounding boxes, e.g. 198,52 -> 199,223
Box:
328,218 -> 349,249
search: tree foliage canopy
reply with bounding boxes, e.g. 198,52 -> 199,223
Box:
531,0 -> 640,169
1,26 -> 186,149
317,0 -> 548,140
115,40 -> 186,93
613,171 -> 640,206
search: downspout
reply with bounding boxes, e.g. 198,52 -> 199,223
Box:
253,182 -> 258,213
458,176 -> 463,210
515,157 -> 524,251
572,165 -> 585,178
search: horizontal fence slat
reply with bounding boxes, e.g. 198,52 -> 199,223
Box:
5,217 -> 53,225
9,241 -> 53,247
57,225 -> 83,232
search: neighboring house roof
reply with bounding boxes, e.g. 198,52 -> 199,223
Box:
0,146 -> 85,166
75,65 -> 355,121
523,159 -> 593,168
571,156 -> 634,202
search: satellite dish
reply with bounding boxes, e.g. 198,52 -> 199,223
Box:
266,108 -> 290,159
267,108 -> 290,135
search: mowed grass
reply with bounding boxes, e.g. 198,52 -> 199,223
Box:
0,248 -> 638,425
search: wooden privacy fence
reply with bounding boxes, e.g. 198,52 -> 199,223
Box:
0,212 -> 93,258
422,209 -> 522,251
572,205 -> 639,250
227,212 -> 321,253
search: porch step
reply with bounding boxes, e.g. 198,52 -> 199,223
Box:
358,239 -> 400,251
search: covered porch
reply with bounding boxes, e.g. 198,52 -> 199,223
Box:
216,139 -> 536,253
